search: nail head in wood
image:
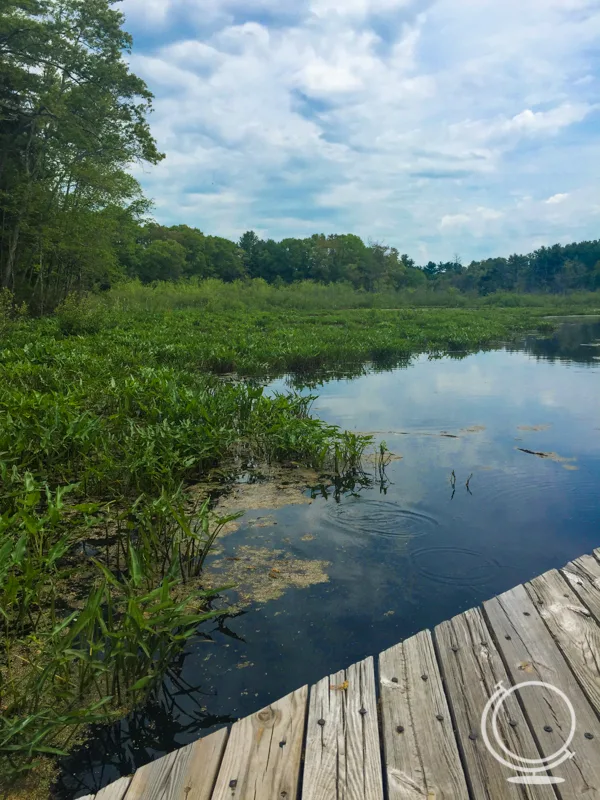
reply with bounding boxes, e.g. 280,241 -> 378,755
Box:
505,635 -> 511,640
469,732 -> 478,741
451,645 -> 459,653
523,611 -> 530,616
317,718 -> 325,726
279,740 -> 286,748
421,673 -> 428,681
436,714 -> 444,721
396,725 -> 404,733
544,725 -> 553,733
509,719 -> 517,727
229,779 -> 238,788
585,732 -> 594,740
359,707 -> 367,715
391,676 -> 398,683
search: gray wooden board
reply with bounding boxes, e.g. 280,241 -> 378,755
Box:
435,607 -> 557,799
379,629 -> 469,800
94,777 -> 132,800
303,656 -> 383,800
211,686 -> 307,800
527,568 -> 600,715
303,668 -> 347,800
484,583 -> 600,797
562,553 -> 600,622
122,750 -> 179,800
155,727 -> 228,800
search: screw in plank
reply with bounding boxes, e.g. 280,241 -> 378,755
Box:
544,725 -> 553,733
451,645 -> 459,653
229,779 -> 238,789
585,732 -> 594,740
317,718 -> 325,726
279,740 -> 286,748
391,676 -> 399,683
523,612 -> 530,616
509,720 -> 518,728
396,725 -> 404,733
469,732 -> 478,741
359,707 -> 367,716
505,635 -> 511,640
436,714 -> 444,722
421,674 -> 428,681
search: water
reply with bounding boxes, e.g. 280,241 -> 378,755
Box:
59,319 -> 600,798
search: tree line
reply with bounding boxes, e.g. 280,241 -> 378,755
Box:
2,1 -> 599,315
121,225 -> 600,296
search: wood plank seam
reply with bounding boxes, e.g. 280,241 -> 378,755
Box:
431,625 -> 479,800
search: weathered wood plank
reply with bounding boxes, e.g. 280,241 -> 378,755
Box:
94,776 -> 131,800
562,553 -> 600,621
379,629 -> 469,800
527,568 -> 600,715
210,686 -> 307,800
435,607 -> 556,799
303,657 -> 383,800
484,583 -> 600,797
157,728 -> 228,800
78,795 -> 95,800
121,751 -> 179,800
303,668 -> 346,799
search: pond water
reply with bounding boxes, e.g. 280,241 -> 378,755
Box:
59,319 -> 600,798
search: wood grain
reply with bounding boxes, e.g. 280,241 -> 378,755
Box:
435,607 -> 556,799
562,553 -> 600,621
94,777 -> 131,800
210,686 -> 307,800
155,727 -> 228,800
527,568 -> 600,714
484,583 -> 600,797
379,629 -> 469,800
122,751 -> 179,800
303,657 -> 383,800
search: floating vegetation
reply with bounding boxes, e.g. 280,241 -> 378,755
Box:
517,424 -> 551,431
516,448 -> 578,470
203,547 -> 330,606
461,425 -> 486,433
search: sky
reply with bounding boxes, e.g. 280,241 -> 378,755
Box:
121,0 -> 600,263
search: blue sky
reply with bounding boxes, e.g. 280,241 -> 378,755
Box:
122,0 -> 600,263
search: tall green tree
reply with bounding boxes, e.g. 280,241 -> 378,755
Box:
0,0 -> 163,308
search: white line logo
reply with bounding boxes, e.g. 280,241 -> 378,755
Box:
481,681 -> 576,785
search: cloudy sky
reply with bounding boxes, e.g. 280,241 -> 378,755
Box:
122,0 -> 600,263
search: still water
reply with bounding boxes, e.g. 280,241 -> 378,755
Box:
60,319 -> 600,798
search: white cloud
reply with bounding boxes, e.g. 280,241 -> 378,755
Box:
124,0 -> 600,260
440,214 -> 470,230
545,193 -> 570,204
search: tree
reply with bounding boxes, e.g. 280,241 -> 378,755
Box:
138,240 -> 186,283
0,0 -> 163,309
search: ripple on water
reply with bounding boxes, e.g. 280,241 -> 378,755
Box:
324,498 -> 438,539
409,546 -> 498,587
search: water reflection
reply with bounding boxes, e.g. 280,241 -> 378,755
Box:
57,321 -> 600,799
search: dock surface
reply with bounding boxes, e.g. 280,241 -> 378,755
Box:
79,547 -> 600,799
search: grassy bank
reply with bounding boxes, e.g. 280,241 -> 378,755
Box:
0,293 -> 582,793
103,278 -> 600,313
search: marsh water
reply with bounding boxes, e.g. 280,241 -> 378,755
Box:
60,319 -> 600,798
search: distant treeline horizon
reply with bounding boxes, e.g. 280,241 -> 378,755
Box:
116,224 -> 600,297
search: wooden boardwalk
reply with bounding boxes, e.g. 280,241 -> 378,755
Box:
80,548 -> 600,800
